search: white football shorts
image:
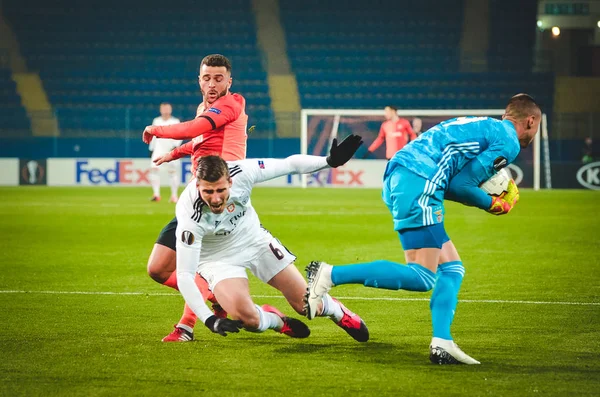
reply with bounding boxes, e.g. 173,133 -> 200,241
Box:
198,232 -> 296,290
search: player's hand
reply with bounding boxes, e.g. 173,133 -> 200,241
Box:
153,152 -> 174,166
204,315 -> 243,336
486,180 -> 519,216
487,196 -> 513,215
326,134 -> 364,167
142,126 -> 158,144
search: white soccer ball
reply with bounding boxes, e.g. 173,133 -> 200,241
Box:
480,168 -> 510,196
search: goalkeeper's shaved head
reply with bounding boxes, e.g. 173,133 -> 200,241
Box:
504,94 -> 541,120
503,94 -> 542,149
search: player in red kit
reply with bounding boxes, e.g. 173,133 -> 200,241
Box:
363,105 -> 417,160
142,54 -> 249,342
144,91 -> 248,173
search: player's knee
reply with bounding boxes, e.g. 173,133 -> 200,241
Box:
147,245 -> 176,283
146,258 -> 170,283
147,266 -> 167,284
408,263 -> 436,291
438,261 -> 465,280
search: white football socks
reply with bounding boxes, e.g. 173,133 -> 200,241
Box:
169,171 -> 179,198
320,293 -> 343,322
254,304 -> 284,332
151,168 -> 161,197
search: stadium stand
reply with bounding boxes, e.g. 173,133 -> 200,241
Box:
0,67 -> 31,135
280,0 -> 553,110
2,0 -> 275,136
1,0 -> 556,157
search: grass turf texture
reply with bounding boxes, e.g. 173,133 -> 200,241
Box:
0,186 -> 599,396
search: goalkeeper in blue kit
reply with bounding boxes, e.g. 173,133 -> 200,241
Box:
305,94 -> 542,364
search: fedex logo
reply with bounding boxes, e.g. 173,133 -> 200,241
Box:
76,160 -> 150,185
287,168 -> 364,186
181,161 -> 192,183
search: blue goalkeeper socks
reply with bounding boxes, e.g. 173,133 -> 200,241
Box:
331,260 -> 435,292
429,261 -> 465,340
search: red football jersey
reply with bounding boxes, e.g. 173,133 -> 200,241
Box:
367,118 -> 416,159
153,93 -> 248,175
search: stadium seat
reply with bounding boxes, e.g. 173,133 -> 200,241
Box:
2,0 -> 275,136
280,0 -> 553,111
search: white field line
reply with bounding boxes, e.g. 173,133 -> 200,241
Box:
0,290 -> 598,306
0,202 -> 387,216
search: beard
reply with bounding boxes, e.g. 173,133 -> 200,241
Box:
201,87 -> 229,104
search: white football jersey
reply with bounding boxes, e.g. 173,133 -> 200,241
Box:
149,116 -> 182,158
173,155 -> 329,323
176,162 -> 264,263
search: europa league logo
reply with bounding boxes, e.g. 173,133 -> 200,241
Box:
27,161 -> 39,184
20,159 -> 46,185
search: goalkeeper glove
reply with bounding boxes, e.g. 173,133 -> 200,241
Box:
204,315 -> 243,336
487,196 -> 513,215
503,179 -> 520,206
487,180 -> 520,215
326,134 -> 364,167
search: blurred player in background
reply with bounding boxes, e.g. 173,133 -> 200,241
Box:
582,137 -> 594,164
148,102 -> 181,203
363,105 -> 416,160
141,54 -> 249,342
175,138 -> 369,341
305,94 -> 541,365
412,117 -> 423,136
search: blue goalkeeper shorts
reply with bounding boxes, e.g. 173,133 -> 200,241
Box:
382,162 -> 449,249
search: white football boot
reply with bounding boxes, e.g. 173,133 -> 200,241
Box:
430,337 -> 481,365
304,261 -> 334,320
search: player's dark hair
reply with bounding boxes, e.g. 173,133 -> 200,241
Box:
196,155 -> 230,182
200,54 -> 232,73
159,102 -> 171,107
385,105 -> 398,112
505,94 -> 541,120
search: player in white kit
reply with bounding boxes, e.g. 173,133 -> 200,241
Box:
148,102 -> 182,203
175,135 -> 370,341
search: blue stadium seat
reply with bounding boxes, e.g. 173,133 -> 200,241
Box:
281,0 -> 552,111
3,0 -> 275,135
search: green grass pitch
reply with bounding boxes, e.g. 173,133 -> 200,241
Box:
0,186 -> 599,396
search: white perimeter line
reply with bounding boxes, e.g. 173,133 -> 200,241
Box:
0,290 -> 598,306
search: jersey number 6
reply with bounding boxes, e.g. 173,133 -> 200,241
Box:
269,243 -> 285,260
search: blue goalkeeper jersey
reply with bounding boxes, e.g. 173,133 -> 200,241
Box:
389,117 -> 521,189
